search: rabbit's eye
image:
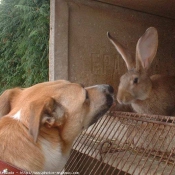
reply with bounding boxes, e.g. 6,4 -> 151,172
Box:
133,78 -> 138,84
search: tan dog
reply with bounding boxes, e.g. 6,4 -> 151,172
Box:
0,80 -> 114,173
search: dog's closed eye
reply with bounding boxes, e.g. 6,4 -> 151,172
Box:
85,90 -> 89,100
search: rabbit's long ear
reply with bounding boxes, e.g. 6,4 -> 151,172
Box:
136,27 -> 158,71
107,32 -> 135,70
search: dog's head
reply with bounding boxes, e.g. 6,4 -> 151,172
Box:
0,80 -> 114,143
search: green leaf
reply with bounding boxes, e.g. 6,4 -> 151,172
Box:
0,0 -> 49,93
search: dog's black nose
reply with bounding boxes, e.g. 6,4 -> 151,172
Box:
102,84 -> 114,94
107,85 -> 114,94
102,85 -> 114,107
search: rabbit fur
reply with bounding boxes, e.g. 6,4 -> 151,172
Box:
107,27 -> 175,116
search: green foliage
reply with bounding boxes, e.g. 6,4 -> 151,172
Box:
0,0 -> 50,92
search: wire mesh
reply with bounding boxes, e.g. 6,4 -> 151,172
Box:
62,111 -> 175,175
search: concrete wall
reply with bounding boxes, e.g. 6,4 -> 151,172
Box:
49,0 -> 175,91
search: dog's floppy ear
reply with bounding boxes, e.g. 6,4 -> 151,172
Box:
0,88 -> 21,118
29,97 -> 63,142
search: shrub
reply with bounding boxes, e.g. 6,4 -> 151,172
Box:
0,0 -> 50,92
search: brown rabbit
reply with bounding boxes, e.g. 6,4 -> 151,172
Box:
107,27 -> 175,116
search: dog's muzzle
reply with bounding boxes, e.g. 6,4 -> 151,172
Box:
105,85 -> 114,107
89,84 -> 114,126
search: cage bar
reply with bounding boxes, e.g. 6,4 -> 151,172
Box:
62,111 -> 175,175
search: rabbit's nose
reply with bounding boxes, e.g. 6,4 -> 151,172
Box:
117,96 -> 122,104
117,89 -> 133,104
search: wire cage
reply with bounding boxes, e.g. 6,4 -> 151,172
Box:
62,111 -> 175,175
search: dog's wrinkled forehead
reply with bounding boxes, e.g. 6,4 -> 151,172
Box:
21,80 -> 85,104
